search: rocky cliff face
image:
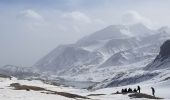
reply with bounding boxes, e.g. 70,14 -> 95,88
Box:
144,40 -> 170,70
159,40 -> 170,58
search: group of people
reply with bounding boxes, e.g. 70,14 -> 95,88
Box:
116,86 -> 155,96
118,86 -> 141,94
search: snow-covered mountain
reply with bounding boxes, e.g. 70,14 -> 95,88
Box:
2,23 -> 169,89
0,65 -> 39,79
32,23 -> 170,86
90,39 -> 170,90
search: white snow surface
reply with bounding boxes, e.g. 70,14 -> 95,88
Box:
0,77 -> 170,100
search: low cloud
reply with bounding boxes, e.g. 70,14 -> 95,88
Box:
62,11 -> 92,24
17,9 -> 44,21
60,11 -> 106,33
16,9 -> 46,31
121,11 -> 152,27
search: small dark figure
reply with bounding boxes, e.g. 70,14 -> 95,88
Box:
116,91 -> 119,94
133,88 -> 137,93
128,88 -> 132,93
151,87 -> 155,96
137,86 -> 141,93
26,88 -> 30,91
121,89 -> 124,93
124,88 -> 128,93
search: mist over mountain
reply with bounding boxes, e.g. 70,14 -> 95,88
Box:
1,22 -> 170,90
1,1 -> 170,100
32,23 -> 170,85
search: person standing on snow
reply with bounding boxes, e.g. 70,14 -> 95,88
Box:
137,86 -> 141,93
151,87 -> 155,96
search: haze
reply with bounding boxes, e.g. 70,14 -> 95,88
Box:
0,0 -> 170,67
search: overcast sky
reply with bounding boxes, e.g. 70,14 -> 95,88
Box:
0,0 -> 170,67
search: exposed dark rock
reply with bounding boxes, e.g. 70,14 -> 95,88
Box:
129,93 -> 163,99
87,94 -> 106,96
10,83 -> 45,91
144,40 -> 170,70
106,73 -> 159,87
160,40 -> 170,58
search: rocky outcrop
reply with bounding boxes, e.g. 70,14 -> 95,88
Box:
144,40 -> 170,70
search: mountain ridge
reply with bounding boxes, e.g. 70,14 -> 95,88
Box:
1,23 -> 170,89
33,23 -> 170,83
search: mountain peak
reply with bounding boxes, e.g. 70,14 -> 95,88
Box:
77,24 -> 130,44
77,23 -> 153,45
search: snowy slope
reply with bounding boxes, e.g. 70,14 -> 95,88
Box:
32,23 -> 170,85
0,77 -> 84,100
90,40 -> 170,90
0,65 -> 39,79
87,79 -> 170,100
0,76 -> 170,100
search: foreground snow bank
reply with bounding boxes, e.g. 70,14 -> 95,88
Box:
0,77 -> 87,100
0,77 -> 170,100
